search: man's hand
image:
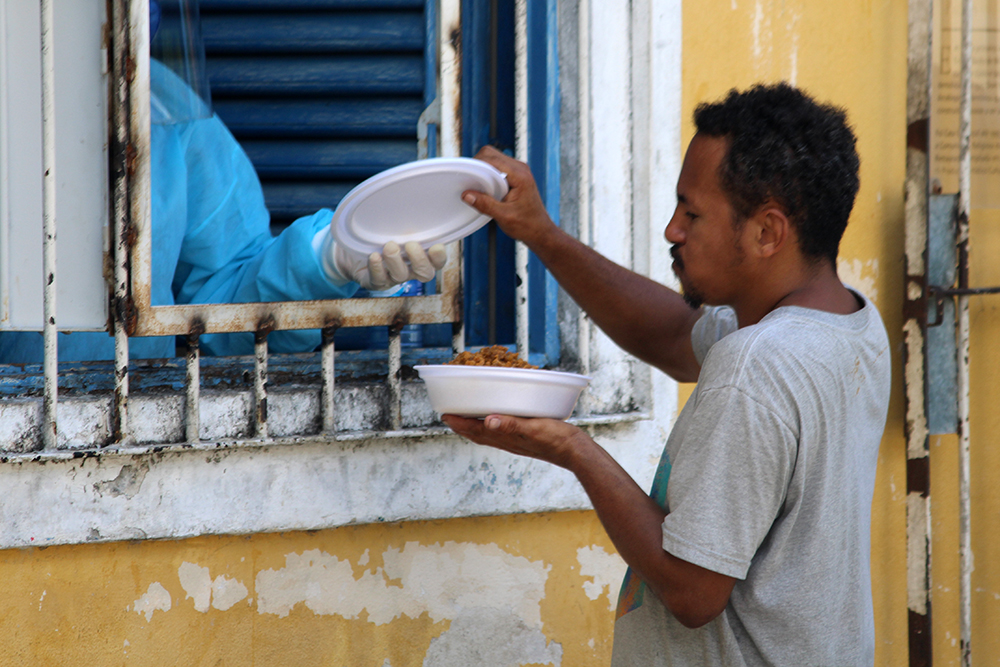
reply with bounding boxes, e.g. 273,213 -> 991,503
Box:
461,146 -> 558,246
441,413 -> 590,469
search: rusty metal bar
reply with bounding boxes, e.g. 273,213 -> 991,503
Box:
40,0 -> 58,449
321,325 -> 337,434
387,325 -> 402,430
253,325 -> 270,439
513,0 -> 529,361
449,242 -> 465,354
128,293 -> 459,338
185,332 -> 201,442
957,0 -> 973,661
904,0 -> 934,664
110,0 -> 136,445
929,285 -> 1000,297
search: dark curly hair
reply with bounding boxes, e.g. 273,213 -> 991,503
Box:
694,83 -> 860,265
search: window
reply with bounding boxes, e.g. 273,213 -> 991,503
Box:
0,0 -> 681,550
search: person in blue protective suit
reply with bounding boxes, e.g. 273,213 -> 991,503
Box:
143,56 -> 445,357
0,10 -> 444,363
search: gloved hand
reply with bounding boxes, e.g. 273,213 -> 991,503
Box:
314,228 -> 447,291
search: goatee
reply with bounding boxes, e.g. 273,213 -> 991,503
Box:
670,245 -> 703,309
682,290 -> 704,310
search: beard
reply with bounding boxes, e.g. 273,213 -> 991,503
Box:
670,244 -> 705,309
681,289 -> 704,310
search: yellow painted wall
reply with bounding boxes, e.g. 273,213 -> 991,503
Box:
1,2 -> 995,666
0,511 -> 619,666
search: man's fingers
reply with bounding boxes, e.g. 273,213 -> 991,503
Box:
404,242 -> 436,282
462,191 -> 501,218
472,145 -> 520,175
381,241 -> 410,284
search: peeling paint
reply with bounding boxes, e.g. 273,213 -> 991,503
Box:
906,492 -> 930,615
211,575 -> 249,611
903,319 -> 930,455
255,542 -> 551,630
132,582 -> 171,621
422,608 -> 562,667
93,462 -> 148,499
178,562 -> 212,613
838,257 -> 880,303
576,546 -> 627,611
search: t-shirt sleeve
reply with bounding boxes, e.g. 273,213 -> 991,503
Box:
691,306 -> 738,366
660,384 -> 797,579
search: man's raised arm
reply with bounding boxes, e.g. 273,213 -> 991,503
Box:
463,146 -> 702,383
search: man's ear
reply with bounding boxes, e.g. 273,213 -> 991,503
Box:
749,203 -> 791,258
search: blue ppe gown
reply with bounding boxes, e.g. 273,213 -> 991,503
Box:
0,59 -> 357,363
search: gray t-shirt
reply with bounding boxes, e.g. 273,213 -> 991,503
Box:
611,292 -> 891,667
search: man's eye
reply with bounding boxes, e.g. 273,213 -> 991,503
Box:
685,212 -> 698,221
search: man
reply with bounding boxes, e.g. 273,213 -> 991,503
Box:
448,83 -> 891,665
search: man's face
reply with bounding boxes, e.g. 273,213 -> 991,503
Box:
665,134 -> 748,309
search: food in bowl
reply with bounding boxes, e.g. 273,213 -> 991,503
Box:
447,345 -> 537,369
414,356 -> 590,419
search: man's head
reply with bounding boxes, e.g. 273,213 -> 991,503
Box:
693,83 -> 860,265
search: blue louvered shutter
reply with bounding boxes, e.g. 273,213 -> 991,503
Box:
199,0 -> 560,364
200,0 -> 430,228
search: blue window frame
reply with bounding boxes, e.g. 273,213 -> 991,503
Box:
201,0 -> 561,366
460,0 -> 560,367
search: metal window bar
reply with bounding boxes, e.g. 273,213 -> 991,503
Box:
40,0 -> 58,449
513,0 -> 530,361
100,0 -> 465,447
956,0 -> 972,661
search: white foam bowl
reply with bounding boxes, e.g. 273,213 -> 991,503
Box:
414,365 -> 591,419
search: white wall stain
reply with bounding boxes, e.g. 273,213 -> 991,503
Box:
752,0 -> 766,65
38,590 -> 46,611
577,546 -> 628,611
178,562 -> 212,613
256,542 -> 550,626
132,582 -> 171,622
421,608 -> 562,667
254,542 -> 559,665
788,13 -> 800,85
838,257 -> 880,303
211,575 -> 249,611
178,562 -> 249,613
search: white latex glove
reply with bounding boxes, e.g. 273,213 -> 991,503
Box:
314,228 -> 447,291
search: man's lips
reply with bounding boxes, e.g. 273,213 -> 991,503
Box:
669,245 -> 684,271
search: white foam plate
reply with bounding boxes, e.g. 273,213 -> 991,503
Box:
331,157 -> 509,255
414,365 -> 591,419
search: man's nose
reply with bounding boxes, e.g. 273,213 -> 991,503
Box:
664,209 -> 684,244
